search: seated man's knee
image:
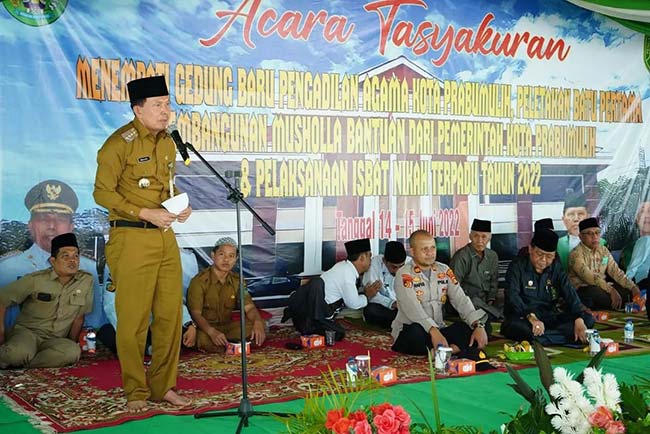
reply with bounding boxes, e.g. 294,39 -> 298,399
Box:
0,344 -> 36,368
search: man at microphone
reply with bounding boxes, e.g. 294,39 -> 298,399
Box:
93,76 -> 192,413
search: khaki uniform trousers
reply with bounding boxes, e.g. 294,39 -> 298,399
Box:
0,325 -> 80,368
105,226 -> 182,402
197,320 -> 253,353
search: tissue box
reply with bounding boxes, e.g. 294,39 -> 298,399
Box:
225,341 -> 251,356
600,339 -> 619,354
448,358 -> 476,376
300,334 -> 325,349
371,366 -> 397,385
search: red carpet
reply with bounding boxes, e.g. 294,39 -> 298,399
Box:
0,322 -> 508,432
3,315 -> 647,433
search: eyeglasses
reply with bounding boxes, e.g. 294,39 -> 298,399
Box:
532,248 -> 555,261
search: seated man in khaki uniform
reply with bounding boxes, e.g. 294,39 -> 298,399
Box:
187,237 -> 266,353
0,233 -> 93,368
568,217 -> 640,310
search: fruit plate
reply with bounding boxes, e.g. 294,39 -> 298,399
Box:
505,351 -> 535,361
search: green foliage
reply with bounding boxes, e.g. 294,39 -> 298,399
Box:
277,366 -> 380,434
503,342 -> 609,433
624,414 -> 650,434
500,396 -> 555,434
533,340 -> 553,396
619,383 -> 649,422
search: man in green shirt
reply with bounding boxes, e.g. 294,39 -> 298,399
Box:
0,233 -> 93,368
450,219 -> 501,325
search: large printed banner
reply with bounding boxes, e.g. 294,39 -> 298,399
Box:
1,0 -> 648,301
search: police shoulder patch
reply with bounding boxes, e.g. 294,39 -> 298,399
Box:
121,127 -> 138,142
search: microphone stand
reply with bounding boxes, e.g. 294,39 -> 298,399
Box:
185,143 -> 293,432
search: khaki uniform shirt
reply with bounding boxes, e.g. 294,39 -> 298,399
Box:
93,118 -> 178,221
391,261 -> 485,341
0,268 -> 93,339
187,268 -> 253,326
568,242 -> 637,292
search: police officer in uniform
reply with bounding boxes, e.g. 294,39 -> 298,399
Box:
502,228 -> 594,345
0,180 -> 106,331
392,230 -> 490,365
93,76 -> 192,412
0,233 -> 93,368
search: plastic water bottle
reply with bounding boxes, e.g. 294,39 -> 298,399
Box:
624,319 -> 634,344
589,330 -> 601,356
346,357 -> 358,383
86,329 -> 96,354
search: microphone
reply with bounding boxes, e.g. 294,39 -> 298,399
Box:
166,124 -> 190,166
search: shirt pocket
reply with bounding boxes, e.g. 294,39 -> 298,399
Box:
68,290 -> 87,307
128,154 -> 156,178
26,293 -> 56,320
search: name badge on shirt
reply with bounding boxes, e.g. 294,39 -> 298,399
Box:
37,292 -> 52,302
601,256 -> 608,265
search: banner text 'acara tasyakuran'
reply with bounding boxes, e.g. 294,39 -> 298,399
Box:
198,0 -> 571,67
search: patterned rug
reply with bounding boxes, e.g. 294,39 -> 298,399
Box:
1,315 -> 648,433
0,322 -> 502,433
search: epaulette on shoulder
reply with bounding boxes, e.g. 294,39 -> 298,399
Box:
0,250 -> 22,261
120,127 -> 138,143
77,269 -> 93,278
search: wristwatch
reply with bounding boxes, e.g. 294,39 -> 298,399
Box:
183,320 -> 197,329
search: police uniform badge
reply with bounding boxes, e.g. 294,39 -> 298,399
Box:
138,178 -> 150,189
446,268 -> 458,285
413,265 -> 421,274
440,294 -> 447,303
402,274 -> 413,288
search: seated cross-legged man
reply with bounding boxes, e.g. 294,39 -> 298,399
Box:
569,218 -> 640,310
501,228 -> 594,346
361,241 -> 407,330
282,238 -> 380,340
450,219 -> 502,333
391,230 -> 491,368
187,237 -> 266,353
0,233 -> 93,368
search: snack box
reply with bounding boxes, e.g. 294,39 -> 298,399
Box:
225,341 -> 251,356
600,339 -> 619,354
448,358 -> 476,376
592,311 -> 609,321
300,334 -> 325,349
371,366 -> 397,385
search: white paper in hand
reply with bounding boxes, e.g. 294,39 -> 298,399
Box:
162,192 -> 189,215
